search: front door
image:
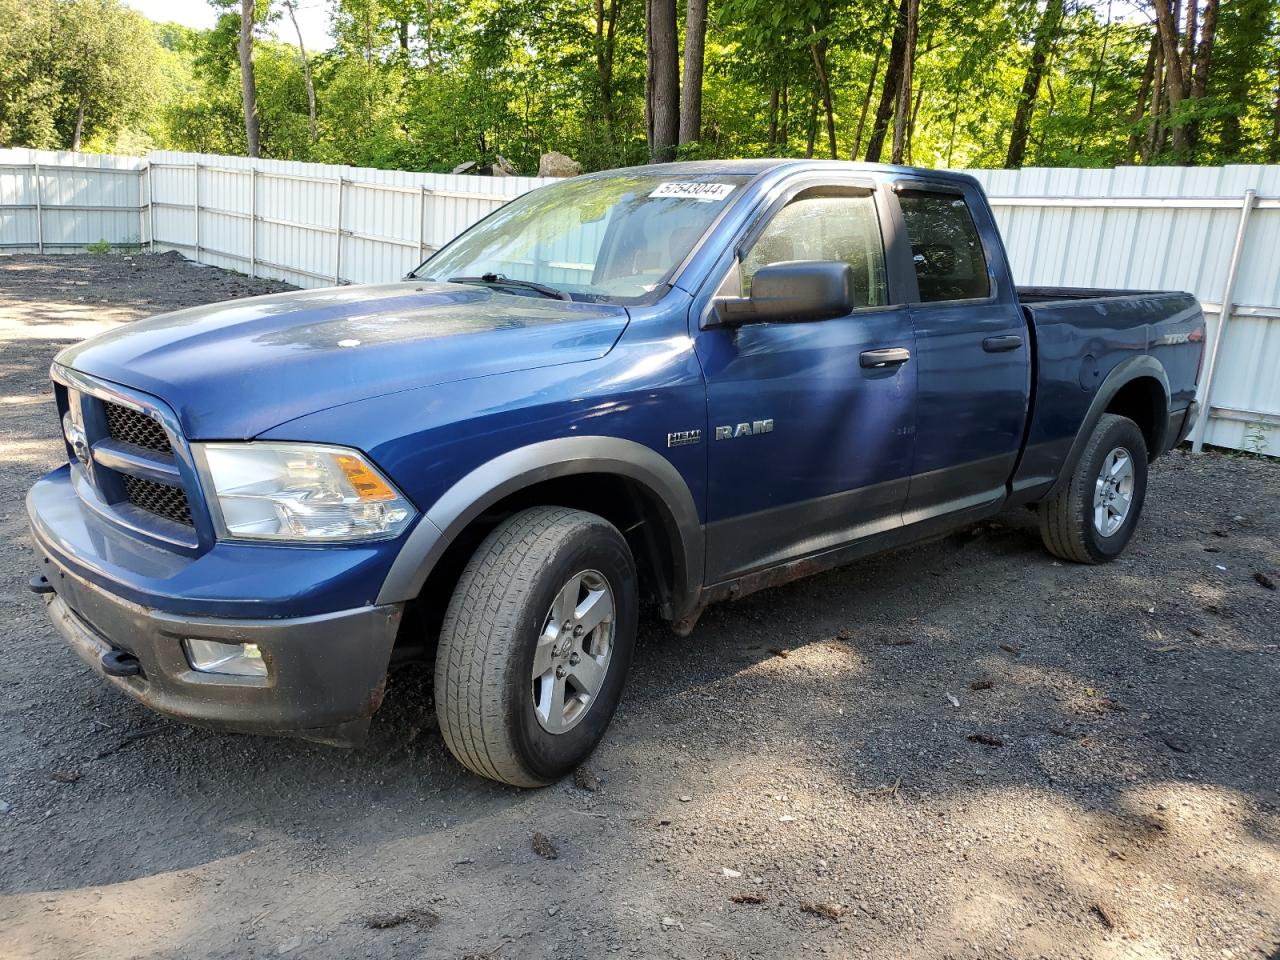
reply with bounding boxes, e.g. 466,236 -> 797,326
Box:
695,182 -> 917,583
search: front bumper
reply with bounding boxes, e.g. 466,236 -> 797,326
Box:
28,464 -> 404,746
34,557 -> 401,745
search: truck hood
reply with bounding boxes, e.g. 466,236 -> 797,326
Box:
56,281 -> 630,439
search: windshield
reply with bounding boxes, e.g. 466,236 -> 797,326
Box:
413,174 -> 751,303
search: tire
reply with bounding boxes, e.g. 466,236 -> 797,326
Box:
434,506 -> 638,787
1038,413 -> 1149,564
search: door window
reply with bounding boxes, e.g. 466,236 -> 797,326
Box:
740,189 -> 888,308
898,190 -> 990,302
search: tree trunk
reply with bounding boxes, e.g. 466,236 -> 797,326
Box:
1005,0 -> 1065,169
646,0 -> 680,162
1125,34 -> 1157,162
595,0 -> 620,146
906,76 -> 924,164
71,92 -> 86,151
679,0 -> 707,145
865,0 -> 909,162
808,27 -> 837,159
424,0 -> 435,70
1152,0 -> 1189,160
767,83 -> 779,150
780,84 -> 789,151
1181,0 -> 1196,92
1272,50 -> 1280,162
284,1 -> 317,144
853,36 -> 884,159
1085,0 -> 1113,120
239,0 -> 260,157
805,85 -> 818,158
1186,0 -> 1218,152
1145,39 -> 1165,160
890,0 -> 919,164
945,96 -> 960,166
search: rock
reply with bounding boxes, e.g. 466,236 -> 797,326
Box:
967,733 -> 1004,747
573,767 -> 601,792
800,901 -> 846,921
721,867 -> 742,878
0,800 -> 10,814
276,935 -> 302,955
538,151 -> 583,178
531,831 -> 559,860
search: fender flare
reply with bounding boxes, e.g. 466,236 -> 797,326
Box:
376,436 -> 705,619
1046,355 -> 1170,498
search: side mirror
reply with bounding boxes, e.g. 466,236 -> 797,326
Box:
712,260 -> 854,326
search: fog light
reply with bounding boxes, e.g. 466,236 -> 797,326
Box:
183,639 -> 268,678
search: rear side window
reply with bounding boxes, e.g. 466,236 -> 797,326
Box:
741,189 -> 888,308
899,190 -> 990,302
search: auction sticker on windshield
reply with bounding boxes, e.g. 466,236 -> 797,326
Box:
649,182 -> 737,201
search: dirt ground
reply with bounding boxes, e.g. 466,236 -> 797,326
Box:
1,252 -> 1278,960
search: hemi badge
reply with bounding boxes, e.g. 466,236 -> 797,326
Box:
667,429 -> 702,448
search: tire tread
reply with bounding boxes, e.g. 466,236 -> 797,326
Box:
435,507 -> 621,787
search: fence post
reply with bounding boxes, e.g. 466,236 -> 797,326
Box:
334,176 -> 344,284
193,162 -> 201,258
33,163 -> 43,254
418,185 -> 429,263
146,161 -> 155,252
1191,187 -> 1257,455
249,166 -> 257,277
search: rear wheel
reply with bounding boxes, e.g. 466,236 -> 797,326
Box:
1038,413 -> 1149,564
434,507 -> 638,787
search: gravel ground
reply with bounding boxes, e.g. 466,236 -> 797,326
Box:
2,252 -> 1279,960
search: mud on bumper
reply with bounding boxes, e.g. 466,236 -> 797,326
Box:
34,556 -> 402,747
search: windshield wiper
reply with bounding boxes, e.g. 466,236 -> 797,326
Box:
447,273 -> 572,301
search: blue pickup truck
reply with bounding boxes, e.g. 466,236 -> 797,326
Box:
28,160 -> 1204,786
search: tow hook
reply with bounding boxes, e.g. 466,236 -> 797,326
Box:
101,649 -> 142,678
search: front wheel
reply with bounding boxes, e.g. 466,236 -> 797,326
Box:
434,507 -> 638,787
1038,412 -> 1149,564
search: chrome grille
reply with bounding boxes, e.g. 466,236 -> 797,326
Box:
105,401 -> 172,455
122,475 -> 193,526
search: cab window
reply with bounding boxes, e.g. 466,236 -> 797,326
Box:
740,188 -> 888,308
898,190 -> 991,302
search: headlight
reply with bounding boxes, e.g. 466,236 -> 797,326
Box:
194,442 -> 415,542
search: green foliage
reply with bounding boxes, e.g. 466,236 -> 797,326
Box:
3,0 -> 1279,172
0,0 -> 163,151
86,238 -> 111,253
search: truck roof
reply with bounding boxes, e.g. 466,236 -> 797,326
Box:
581,158 -> 982,190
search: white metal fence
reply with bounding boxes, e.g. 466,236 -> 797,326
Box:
1,147 -> 1277,456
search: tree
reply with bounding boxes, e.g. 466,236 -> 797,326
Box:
646,0 -> 679,161
281,0 -> 317,143
239,0 -> 262,156
864,0 -> 909,162
680,0 -> 707,144
890,0 -> 919,163
0,0 -> 161,151
1005,0 -> 1065,168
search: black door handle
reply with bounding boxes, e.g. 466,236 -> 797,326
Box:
983,335 -> 1024,352
860,347 -> 911,368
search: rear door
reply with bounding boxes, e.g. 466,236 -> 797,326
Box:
695,178 -> 918,583
895,183 -> 1031,523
